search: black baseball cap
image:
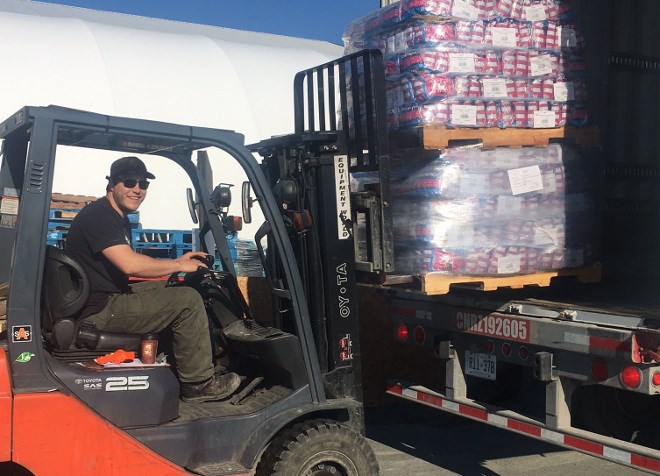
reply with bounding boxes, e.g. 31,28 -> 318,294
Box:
107,156 -> 155,180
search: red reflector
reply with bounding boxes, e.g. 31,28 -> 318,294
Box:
413,326 -> 425,345
502,343 -> 511,356
519,346 -> 528,360
591,359 -> 608,382
485,341 -> 494,353
397,324 -> 408,342
621,366 -> 642,389
653,372 -> 660,387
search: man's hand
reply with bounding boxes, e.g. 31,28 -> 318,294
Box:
175,252 -> 211,273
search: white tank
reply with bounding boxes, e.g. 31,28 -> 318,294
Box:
0,0 -> 343,233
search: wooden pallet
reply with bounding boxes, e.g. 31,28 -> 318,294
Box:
50,193 -> 97,210
391,125 -> 600,151
417,263 -> 602,296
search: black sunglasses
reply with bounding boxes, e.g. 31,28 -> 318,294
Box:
118,178 -> 150,190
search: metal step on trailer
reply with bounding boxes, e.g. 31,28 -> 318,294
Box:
389,124 -> 600,151
387,381 -> 660,474
383,263 -> 602,296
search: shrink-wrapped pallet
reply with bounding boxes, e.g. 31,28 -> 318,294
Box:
387,144 -> 597,275
342,0 -> 588,131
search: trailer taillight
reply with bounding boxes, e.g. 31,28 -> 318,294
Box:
653,372 -> 660,387
501,343 -> 511,357
397,324 -> 408,342
591,359 -> 608,382
519,346 -> 528,360
413,326 -> 425,345
620,366 -> 642,389
485,340 -> 494,353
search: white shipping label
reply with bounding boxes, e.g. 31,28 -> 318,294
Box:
497,254 -> 522,274
449,53 -> 476,73
508,165 -> 544,195
482,78 -> 509,98
0,196 -> 19,215
553,82 -> 575,101
496,195 -> 523,217
492,27 -> 518,48
533,110 -> 557,128
558,27 -> 578,48
386,35 -> 396,55
334,155 -> 352,240
525,4 -> 547,21
452,0 -> 480,20
451,104 -> 478,126
395,31 -> 407,53
529,55 -> 554,77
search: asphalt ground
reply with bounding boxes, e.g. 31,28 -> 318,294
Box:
365,402 -> 647,476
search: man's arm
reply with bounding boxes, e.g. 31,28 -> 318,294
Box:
102,244 -> 208,278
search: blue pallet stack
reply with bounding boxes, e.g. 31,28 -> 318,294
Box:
132,228 -> 193,259
46,206 -> 140,249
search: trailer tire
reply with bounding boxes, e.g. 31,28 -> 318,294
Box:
572,385 -> 659,445
255,419 -> 379,476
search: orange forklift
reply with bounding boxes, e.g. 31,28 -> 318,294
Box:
0,50 -> 391,475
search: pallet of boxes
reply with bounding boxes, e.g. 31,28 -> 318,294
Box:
346,0 -> 600,401
346,0 -> 601,293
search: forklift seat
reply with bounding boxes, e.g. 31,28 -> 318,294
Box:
42,246 -> 141,353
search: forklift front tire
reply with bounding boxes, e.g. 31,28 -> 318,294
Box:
255,418 -> 379,476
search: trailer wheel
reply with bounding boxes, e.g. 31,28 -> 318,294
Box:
572,385 -> 659,445
255,419 -> 379,476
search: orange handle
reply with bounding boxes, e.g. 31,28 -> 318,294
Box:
94,349 -> 135,365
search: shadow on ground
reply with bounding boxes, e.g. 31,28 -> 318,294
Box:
364,400 -> 566,476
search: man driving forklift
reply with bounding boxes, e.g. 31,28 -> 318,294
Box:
65,156 -> 240,402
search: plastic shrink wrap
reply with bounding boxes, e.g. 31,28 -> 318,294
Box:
343,0 -> 588,130
381,144 -> 598,275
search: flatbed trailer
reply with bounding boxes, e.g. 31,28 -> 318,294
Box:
381,279 -> 660,473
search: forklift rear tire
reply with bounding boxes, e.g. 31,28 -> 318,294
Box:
255,418 -> 379,476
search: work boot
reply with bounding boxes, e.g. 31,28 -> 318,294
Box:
180,372 -> 241,403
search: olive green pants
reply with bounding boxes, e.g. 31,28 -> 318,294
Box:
81,281 -> 214,383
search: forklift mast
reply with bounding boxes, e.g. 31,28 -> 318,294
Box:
250,50 -> 393,399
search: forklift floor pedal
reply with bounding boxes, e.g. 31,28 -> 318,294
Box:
230,376 -> 264,405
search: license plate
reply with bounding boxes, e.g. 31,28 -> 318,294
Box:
465,351 -> 496,380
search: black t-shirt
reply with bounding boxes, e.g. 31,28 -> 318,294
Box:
65,196 -> 132,319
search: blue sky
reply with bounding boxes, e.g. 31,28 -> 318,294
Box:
35,0 -> 378,45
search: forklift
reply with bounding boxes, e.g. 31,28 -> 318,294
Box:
0,50 -> 391,475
